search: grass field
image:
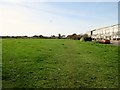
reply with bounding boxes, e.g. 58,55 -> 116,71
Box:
0,39 -> 2,89
2,39 -> 119,88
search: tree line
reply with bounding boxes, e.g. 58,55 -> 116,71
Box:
67,33 -> 92,41
1,33 -> 92,41
1,34 -> 65,39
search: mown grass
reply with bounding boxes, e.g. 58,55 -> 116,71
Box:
0,39 -> 2,89
2,39 -> 119,88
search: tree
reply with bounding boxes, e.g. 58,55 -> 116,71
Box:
83,34 -> 88,38
39,35 -> 43,38
58,33 -> 61,39
82,34 -> 92,41
72,33 -> 77,36
33,35 -> 38,38
67,34 -> 82,40
72,33 -> 81,40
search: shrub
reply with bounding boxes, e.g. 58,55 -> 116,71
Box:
84,37 -> 92,41
80,37 -> 85,42
82,34 -> 92,41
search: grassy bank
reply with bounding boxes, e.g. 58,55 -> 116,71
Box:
2,39 -> 119,88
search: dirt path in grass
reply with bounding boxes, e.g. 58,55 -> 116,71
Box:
58,40 -> 80,75
64,40 -> 78,54
46,40 -> 81,87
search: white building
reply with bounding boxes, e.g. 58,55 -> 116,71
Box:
86,24 -> 120,40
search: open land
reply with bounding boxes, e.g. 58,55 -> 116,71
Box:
2,39 -> 119,88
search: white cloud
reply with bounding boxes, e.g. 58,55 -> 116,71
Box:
0,1 -> 117,36
0,3 -> 66,36
0,2 -> 88,36
4,0 -> 21,3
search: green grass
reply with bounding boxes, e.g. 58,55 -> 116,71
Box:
0,39 -> 2,89
2,39 -> 119,88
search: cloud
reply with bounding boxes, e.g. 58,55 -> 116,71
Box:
0,3 -> 35,36
0,1 -> 87,36
0,2 -> 67,36
0,1 -> 118,36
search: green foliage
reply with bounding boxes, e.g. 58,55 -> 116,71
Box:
67,33 -> 82,40
58,33 -> 62,39
83,34 -> 88,38
80,37 -> 85,42
82,34 -> 92,41
0,39 -> 2,89
2,39 -> 118,88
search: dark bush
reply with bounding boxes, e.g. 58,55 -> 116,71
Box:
84,37 -> 92,41
82,34 -> 92,41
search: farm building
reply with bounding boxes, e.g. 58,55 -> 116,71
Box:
86,24 -> 120,40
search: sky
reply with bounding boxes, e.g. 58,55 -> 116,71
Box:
0,0 -> 118,36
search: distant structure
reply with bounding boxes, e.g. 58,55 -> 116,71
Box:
86,24 -> 120,40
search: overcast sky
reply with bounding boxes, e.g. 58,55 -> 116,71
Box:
0,0 -> 118,36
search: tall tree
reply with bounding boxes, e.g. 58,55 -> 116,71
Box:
58,33 -> 61,39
